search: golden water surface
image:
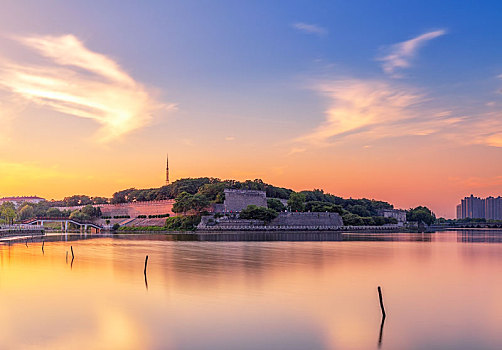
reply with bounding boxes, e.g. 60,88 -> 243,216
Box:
1,231 -> 502,350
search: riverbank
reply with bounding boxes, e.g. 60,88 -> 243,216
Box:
196,224 -> 402,232
0,229 -> 45,241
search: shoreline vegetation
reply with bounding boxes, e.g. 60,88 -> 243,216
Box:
1,177 -> 479,231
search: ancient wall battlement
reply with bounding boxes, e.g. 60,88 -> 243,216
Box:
223,189 -> 267,212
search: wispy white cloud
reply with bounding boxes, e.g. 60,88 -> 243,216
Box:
378,30 -> 446,77
287,147 -> 306,156
297,79 -> 428,145
295,78 -> 502,149
0,34 -> 172,142
293,22 -> 327,36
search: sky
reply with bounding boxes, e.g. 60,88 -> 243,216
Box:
0,0 -> 502,217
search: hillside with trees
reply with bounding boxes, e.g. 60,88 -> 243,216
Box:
1,177 -> 436,227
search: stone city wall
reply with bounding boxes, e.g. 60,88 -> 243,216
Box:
198,211 -> 344,230
223,189 -> 267,212
270,212 -> 343,226
56,199 -> 175,218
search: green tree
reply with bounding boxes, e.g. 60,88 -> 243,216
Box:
172,192 -> 210,214
267,198 -> 286,212
0,202 -> 16,225
69,210 -> 90,222
407,206 -> 436,226
198,182 -> 226,202
191,193 -> 210,213
287,193 -> 306,212
81,204 -> 101,218
18,205 -> 35,220
46,207 -> 63,218
342,213 -> 364,226
64,195 -> 92,206
172,192 -> 193,214
349,204 -> 371,217
304,201 -> 343,214
92,197 -> 109,204
165,215 -> 202,231
239,205 -> 278,223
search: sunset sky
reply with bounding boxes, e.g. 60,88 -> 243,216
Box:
1,0 -> 502,218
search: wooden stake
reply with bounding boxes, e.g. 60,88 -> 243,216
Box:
70,246 -> 74,260
42,241 -> 44,254
144,255 -> 149,275
378,286 -> 386,319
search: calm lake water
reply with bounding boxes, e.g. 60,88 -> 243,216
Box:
1,230 -> 502,350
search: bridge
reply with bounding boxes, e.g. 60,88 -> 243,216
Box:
22,218 -> 103,233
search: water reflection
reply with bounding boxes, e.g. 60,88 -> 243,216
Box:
457,229 -> 502,243
0,231 -> 502,349
378,316 -> 385,348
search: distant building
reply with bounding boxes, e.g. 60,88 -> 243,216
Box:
461,195 -> 485,219
378,209 -> 407,226
0,196 -> 45,208
485,196 -> 502,220
456,195 -> 502,220
223,189 -> 267,212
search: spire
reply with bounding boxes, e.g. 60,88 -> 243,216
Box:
166,153 -> 170,185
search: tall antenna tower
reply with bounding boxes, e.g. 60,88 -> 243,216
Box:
166,153 -> 170,186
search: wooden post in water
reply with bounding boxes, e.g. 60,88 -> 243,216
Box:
377,286 -> 386,319
42,241 -> 44,254
70,246 -> 74,260
66,251 -> 68,263
144,255 -> 149,275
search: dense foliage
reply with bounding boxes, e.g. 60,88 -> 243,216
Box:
2,178 -> 414,228
50,195 -> 109,207
0,202 -> 16,225
283,189 -> 397,226
172,192 -> 210,214
165,215 -> 201,231
299,189 -> 393,216
267,198 -> 286,212
1,201 -> 101,223
304,201 -> 343,214
407,206 -> 436,226
288,193 -> 306,212
342,213 -> 397,226
239,205 -> 279,223
108,178 -> 293,204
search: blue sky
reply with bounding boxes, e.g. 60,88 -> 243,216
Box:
1,0 -> 502,217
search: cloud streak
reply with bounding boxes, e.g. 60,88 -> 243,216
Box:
293,22 -> 327,36
295,78 -> 502,149
378,30 -> 445,76
0,34 -> 170,142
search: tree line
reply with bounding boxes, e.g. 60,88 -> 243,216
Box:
0,177 -> 436,227
0,201 -> 102,224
